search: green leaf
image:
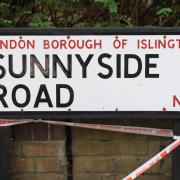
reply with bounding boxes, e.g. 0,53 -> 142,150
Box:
95,0 -> 118,13
108,0 -> 118,13
157,8 -> 173,16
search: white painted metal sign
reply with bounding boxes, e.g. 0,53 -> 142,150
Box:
0,32 -> 180,112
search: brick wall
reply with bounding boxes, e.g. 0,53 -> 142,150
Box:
72,120 -> 173,180
11,123 -> 67,180
11,119 -> 173,180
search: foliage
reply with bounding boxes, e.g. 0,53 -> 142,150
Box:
0,2 -> 13,26
0,0 -> 179,28
157,8 -> 173,17
156,7 -> 174,25
95,0 -> 118,13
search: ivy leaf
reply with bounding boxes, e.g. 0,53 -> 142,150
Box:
108,0 -> 118,13
157,8 -> 173,17
95,0 -> 118,13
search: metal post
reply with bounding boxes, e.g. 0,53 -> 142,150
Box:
172,121 -> 180,180
0,127 -> 11,180
66,120 -> 73,180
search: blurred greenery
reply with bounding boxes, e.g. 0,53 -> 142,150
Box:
0,0 -> 179,27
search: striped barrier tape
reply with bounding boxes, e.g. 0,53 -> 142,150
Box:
123,139 -> 180,180
0,119 -> 173,138
0,119 -> 179,180
0,119 -> 33,126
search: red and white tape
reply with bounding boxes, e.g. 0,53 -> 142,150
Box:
0,119 -> 178,180
123,139 -> 180,180
0,119 -> 173,138
0,119 -> 33,126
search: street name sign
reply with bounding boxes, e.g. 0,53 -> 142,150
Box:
0,28 -> 180,119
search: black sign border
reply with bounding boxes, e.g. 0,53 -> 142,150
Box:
0,27 -> 180,119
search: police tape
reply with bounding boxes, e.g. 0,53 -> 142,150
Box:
0,119 -> 173,138
123,139 -> 180,180
0,119 -> 33,126
0,119 -> 178,180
